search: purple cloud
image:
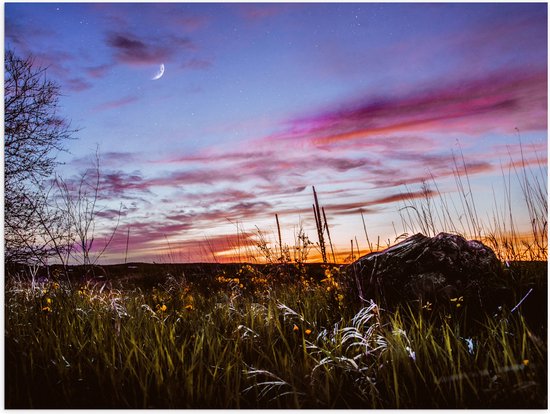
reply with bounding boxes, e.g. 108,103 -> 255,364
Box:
266,68 -> 546,146
106,31 -> 194,66
181,58 -> 212,70
92,95 -> 140,112
237,4 -> 290,21
64,77 -> 93,92
86,63 -> 114,78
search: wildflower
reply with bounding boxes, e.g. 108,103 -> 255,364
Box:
52,282 -> 60,290
523,359 -> 529,366
156,304 -> 167,312
305,329 -> 312,335
337,294 -> 345,303
293,324 -> 299,332
450,296 -> 464,308
185,304 -> 194,311
42,306 -> 52,313
422,301 -> 432,311
46,297 -> 52,305
324,268 -> 332,278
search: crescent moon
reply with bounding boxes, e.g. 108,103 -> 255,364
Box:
151,64 -> 165,80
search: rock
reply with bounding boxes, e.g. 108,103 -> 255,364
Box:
346,232 -> 506,312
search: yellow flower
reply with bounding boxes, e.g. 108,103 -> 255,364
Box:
185,304 -> 194,311
293,324 -> 299,332
52,282 -> 60,290
523,359 -> 529,366
42,306 -> 52,313
324,269 -> 332,278
46,297 -> 52,305
305,329 -> 312,335
157,304 -> 167,312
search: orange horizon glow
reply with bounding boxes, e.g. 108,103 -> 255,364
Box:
112,228 -> 547,266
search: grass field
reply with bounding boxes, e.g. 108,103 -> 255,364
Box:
5,260 -> 547,409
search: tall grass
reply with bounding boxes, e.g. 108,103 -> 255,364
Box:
5,271 -> 546,409
399,141 -> 547,262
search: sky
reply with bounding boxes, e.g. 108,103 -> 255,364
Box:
4,2 -> 548,264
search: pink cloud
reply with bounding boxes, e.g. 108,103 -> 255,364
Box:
162,232 -> 257,263
267,69 -> 546,146
277,189 -> 436,218
86,63 -> 113,78
99,170 -> 149,198
64,77 -> 92,92
103,225 -> 257,263
238,4 -> 289,21
490,140 -> 548,161
92,96 -> 140,112
181,58 -> 212,70
164,200 -> 273,227
172,15 -> 210,32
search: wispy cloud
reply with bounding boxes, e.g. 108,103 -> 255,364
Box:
237,3 -> 290,21
104,220 -> 257,263
64,77 -> 93,92
100,170 -> 149,198
170,15 -> 210,32
86,63 -> 114,78
267,69 -> 546,146
181,58 -> 212,70
106,31 -> 194,66
92,95 -> 140,112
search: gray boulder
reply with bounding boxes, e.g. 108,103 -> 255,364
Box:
346,232 -> 506,312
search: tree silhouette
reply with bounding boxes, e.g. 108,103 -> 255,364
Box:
4,49 -> 75,263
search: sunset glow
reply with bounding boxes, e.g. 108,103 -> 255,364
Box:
6,3 -> 547,263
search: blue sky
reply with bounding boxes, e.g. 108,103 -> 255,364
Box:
5,2 -> 547,263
